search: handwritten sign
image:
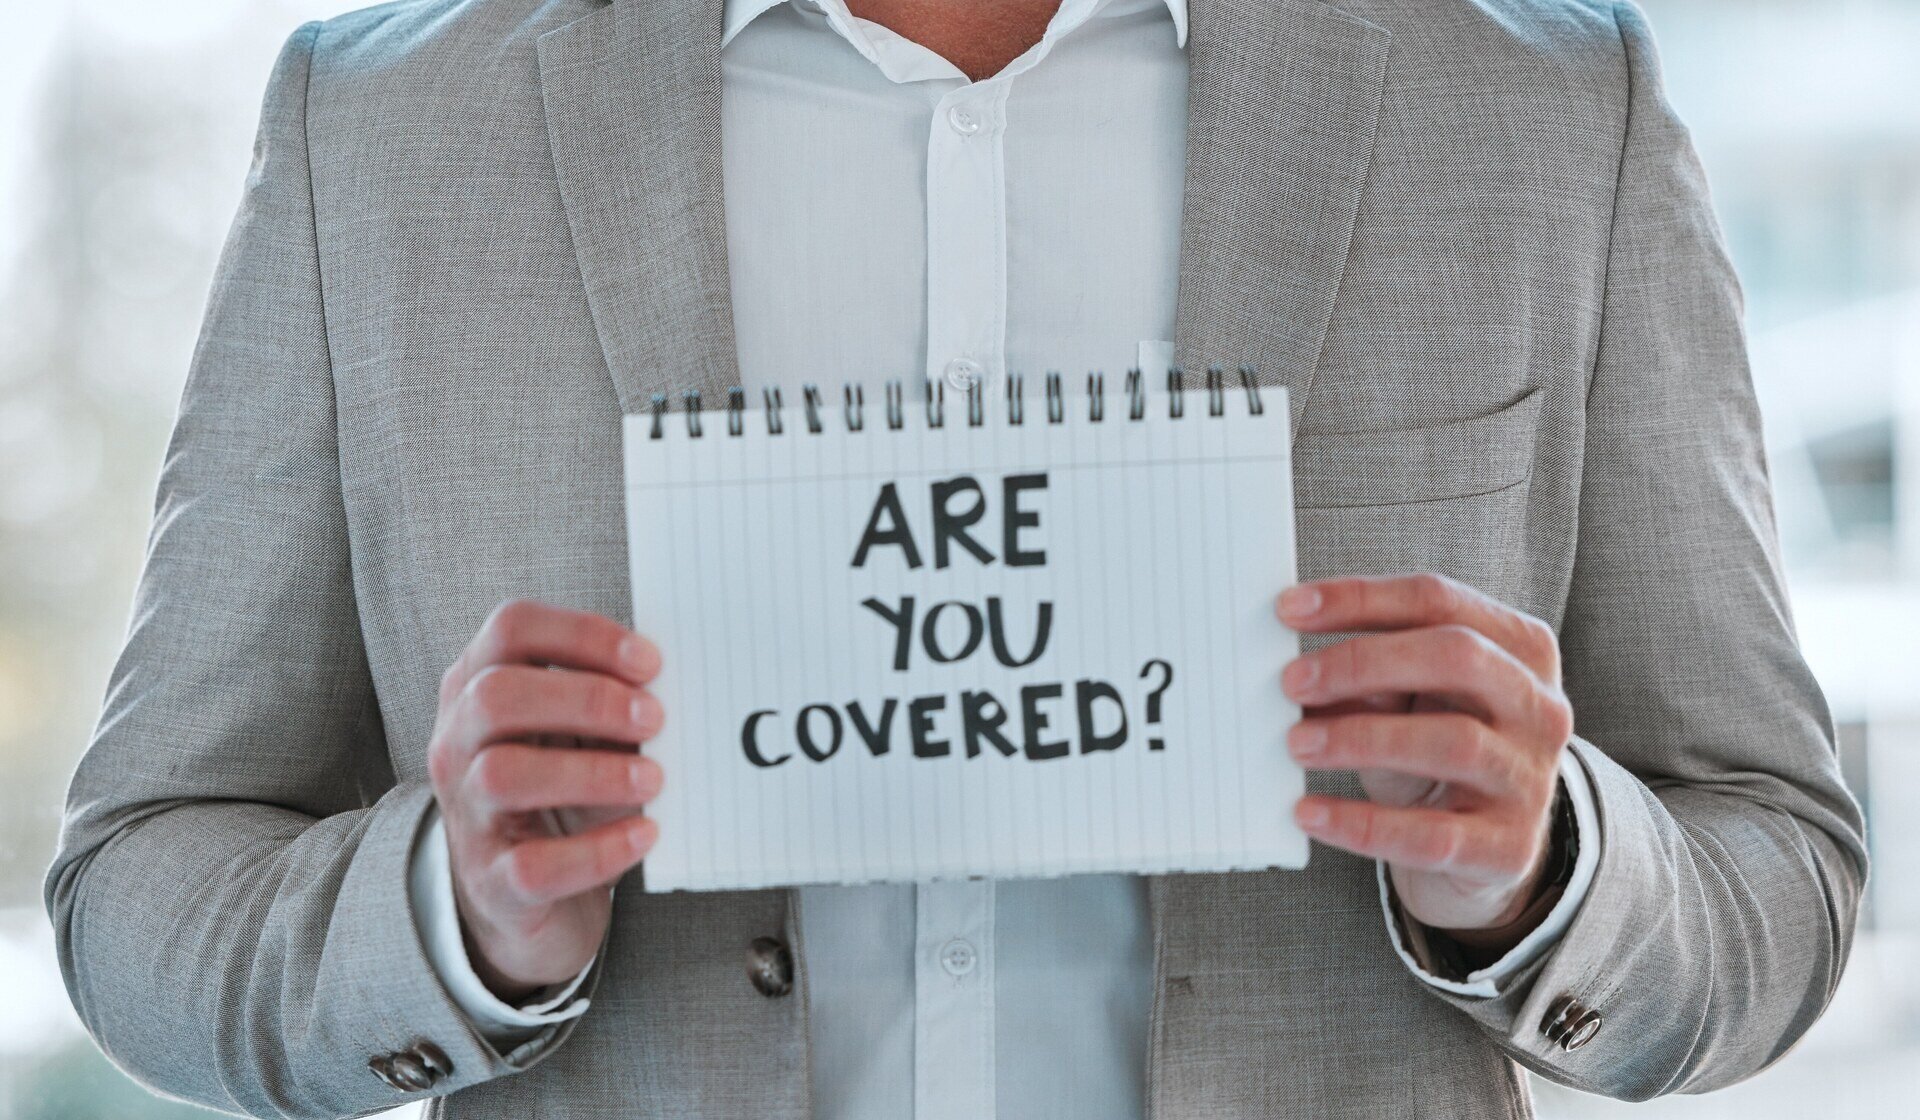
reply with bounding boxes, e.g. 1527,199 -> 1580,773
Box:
624,383 -> 1305,891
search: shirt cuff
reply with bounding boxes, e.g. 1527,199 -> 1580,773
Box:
1377,749 -> 1601,998
408,809 -> 596,1040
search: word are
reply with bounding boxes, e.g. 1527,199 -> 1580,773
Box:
852,473 -> 1048,569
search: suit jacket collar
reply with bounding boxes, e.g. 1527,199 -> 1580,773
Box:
536,0 -> 1390,436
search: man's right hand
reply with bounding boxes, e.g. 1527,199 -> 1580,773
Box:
427,599 -> 665,1003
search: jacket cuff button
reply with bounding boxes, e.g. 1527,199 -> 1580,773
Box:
369,1041 -> 453,1092
1539,994 -> 1603,1052
415,1040 -> 455,1082
368,1054 -> 405,1091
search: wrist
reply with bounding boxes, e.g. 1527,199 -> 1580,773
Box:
1435,781 -> 1576,964
461,918 -> 544,1005
1441,880 -> 1563,963
451,873 -> 552,1005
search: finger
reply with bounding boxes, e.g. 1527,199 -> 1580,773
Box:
1294,796 -> 1534,881
443,599 -> 661,703
1278,574 -> 1559,681
445,663 -> 664,768
1283,626 -> 1552,733
1288,713 -> 1540,797
463,743 -> 664,819
492,815 -> 658,905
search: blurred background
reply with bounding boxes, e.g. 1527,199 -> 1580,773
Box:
0,0 -> 1915,1117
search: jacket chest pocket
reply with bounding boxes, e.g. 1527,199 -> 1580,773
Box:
1292,388 -> 1545,606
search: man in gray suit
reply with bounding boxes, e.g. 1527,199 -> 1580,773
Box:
46,0 -> 1867,1117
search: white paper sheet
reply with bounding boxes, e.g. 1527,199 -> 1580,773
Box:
623,382 -> 1304,891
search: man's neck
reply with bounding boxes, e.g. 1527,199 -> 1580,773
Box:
846,0 -> 1063,81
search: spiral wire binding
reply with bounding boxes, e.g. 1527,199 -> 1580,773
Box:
802,385 -> 825,434
1239,367 -> 1264,415
925,379 -> 945,429
764,387 -> 784,434
647,368 -> 1268,437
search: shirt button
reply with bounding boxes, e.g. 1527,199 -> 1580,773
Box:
940,938 -> 977,977
947,105 -> 982,136
943,358 -> 985,392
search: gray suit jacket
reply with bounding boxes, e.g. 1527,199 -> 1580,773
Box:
46,0 -> 1868,1117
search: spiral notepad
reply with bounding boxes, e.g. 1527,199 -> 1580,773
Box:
624,371 -> 1305,892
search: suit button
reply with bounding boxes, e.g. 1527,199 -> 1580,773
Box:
747,935 -> 794,998
368,1041 -> 453,1092
412,1041 -> 454,1083
1540,995 -> 1603,1052
368,1055 -> 402,1091
386,1052 -> 434,1092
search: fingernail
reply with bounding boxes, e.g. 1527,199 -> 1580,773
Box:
621,635 -> 659,678
631,693 -> 660,731
1282,657 -> 1320,698
628,817 -> 656,853
1296,800 -> 1330,829
629,758 -> 656,796
1279,585 -> 1322,620
1290,723 -> 1327,759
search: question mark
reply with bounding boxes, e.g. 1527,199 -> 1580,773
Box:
1139,659 -> 1174,750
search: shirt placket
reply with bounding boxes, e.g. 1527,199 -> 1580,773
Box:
915,54 -> 1017,1120
914,878 -> 996,1119
925,79 -> 1013,397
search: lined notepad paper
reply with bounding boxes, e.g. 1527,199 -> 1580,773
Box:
623,379 -> 1304,892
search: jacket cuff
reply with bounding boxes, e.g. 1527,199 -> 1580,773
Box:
308,781 -> 591,1108
319,782 -> 603,1109
1394,736 -> 1671,1075
1379,748 -> 1600,997
408,809 -> 596,1042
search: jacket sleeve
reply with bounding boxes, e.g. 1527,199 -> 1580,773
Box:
1420,0 -> 1868,1099
43,23 -> 577,1117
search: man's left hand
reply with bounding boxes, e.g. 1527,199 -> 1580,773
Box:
1277,574 -> 1574,945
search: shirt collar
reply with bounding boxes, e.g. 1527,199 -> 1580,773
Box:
721,0 -> 1189,53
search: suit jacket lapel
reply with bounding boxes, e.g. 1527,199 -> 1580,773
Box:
541,0 -> 1390,430
1173,0 -> 1392,439
538,0 -> 739,415
1150,4 -> 1390,1082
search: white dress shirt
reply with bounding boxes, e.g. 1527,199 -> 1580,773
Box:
409,2 -> 1602,1117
